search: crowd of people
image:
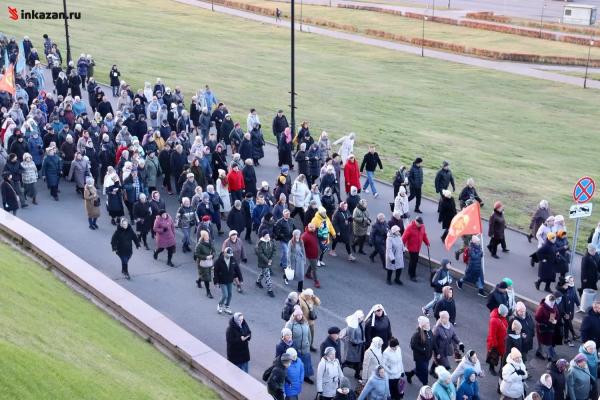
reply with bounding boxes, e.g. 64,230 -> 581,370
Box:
3,33 -> 600,400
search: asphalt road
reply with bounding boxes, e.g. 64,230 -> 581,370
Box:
11,68 -> 585,398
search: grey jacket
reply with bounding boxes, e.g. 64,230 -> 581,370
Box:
344,324 -> 365,364
567,362 -> 593,400
285,320 -> 311,355
316,358 -> 343,397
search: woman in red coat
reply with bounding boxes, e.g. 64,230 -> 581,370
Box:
343,154 -> 361,194
486,304 -> 509,376
301,223 -> 321,288
226,163 -> 245,204
534,294 -> 560,362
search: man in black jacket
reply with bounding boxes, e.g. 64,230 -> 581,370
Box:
267,353 -> 292,400
213,248 -> 243,315
408,157 -> 424,213
272,109 -> 289,146
581,299 -> 600,349
360,145 -> 383,199
486,281 -> 510,312
319,326 -> 342,361
273,209 -> 296,272
434,160 -> 456,196
581,244 -> 599,291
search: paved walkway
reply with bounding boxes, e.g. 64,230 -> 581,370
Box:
17,68 -> 583,398
175,0 -> 600,89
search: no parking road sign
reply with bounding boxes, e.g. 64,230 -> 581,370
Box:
573,176 -> 595,204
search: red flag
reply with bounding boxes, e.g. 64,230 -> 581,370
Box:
0,64 -> 16,96
444,202 -> 482,250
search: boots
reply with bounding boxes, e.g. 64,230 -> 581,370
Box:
205,282 -> 213,298
488,364 -> 497,376
32,196 -> 37,205
196,279 -> 202,288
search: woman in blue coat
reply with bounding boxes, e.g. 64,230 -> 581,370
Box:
457,236 -> 485,296
456,368 -> 480,400
40,146 -> 62,200
284,348 -> 304,400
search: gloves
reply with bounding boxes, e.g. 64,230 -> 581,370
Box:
391,259 -> 395,265
459,343 -> 465,353
515,369 -> 526,376
242,258 -> 248,263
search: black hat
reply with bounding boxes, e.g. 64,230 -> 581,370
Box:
497,281 -> 508,289
415,217 -> 424,224
557,277 -> 567,287
260,229 -> 270,237
158,209 -> 166,215
415,157 -> 423,164
328,326 -> 341,335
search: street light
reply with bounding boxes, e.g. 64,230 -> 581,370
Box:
300,0 -> 303,32
584,39 -> 595,89
290,0 -> 296,136
62,0 -> 72,63
421,15 -> 427,57
539,0 -> 545,38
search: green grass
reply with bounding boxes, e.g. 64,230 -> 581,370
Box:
0,242 -> 217,400
3,0 -> 600,241
239,0 -> 600,59
558,71 -> 600,82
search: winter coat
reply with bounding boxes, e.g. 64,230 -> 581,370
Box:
285,319 -> 311,355
500,354 -> 528,398
488,210 -> 506,240
557,286 -> 579,320
537,240 -> 558,282
369,221 -> 388,248
365,315 -> 392,350
251,129 -> 265,160
288,239 -> 306,280
402,220 -> 430,253
451,356 -> 483,385
1,180 -> 19,212
332,208 -> 352,243
434,168 -> 455,193
535,300 -> 560,346
300,294 -> 320,327
227,170 -> 245,192
362,347 -> 383,382
433,298 -> 457,325
213,253 -> 243,285
410,328 -> 433,362
256,239 -> 276,269
510,312 -> 535,354
110,225 -> 140,257
534,382 -> 555,400
360,152 -> 383,173
40,154 -> 62,187
301,229 -> 319,260
548,362 -> 567,400
582,309 -> 600,349
153,215 -> 176,249
105,183 -> 124,214
487,308 -> 508,356
486,286 -> 510,312
382,347 -> 404,379
385,232 -> 405,270
132,201 -> 153,233
344,324 -> 365,364
407,162 -> 423,188
274,217 -> 297,242
226,316 -> 251,365
320,336 -> 342,361
343,159 -> 361,193
83,185 -> 101,218
316,357 -> 343,397
307,146 -> 321,177
357,372 -> 390,400
580,252 -> 598,290
239,139 -> 252,162
267,357 -> 288,398
432,378 -> 458,400
145,156 -> 161,188
567,361 -> 593,400
285,358 -> 304,397
290,181 -> 310,210
579,344 -> 598,379
438,197 -> 457,229
227,208 -> 246,234
393,194 -> 409,217
432,323 -> 460,363
455,368 -> 480,400
352,205 -> 370,237
463,243 -> 483,284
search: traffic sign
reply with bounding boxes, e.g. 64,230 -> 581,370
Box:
573,176 -> 595,204
569,203 -> 593,219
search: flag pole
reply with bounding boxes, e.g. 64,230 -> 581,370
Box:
479,202 -> 485,277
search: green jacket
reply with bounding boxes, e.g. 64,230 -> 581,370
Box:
195,240 -> 215,261
256,239 -> 276,268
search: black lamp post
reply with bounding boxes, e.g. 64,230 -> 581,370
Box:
421,16 -> 427,57
62,0 -> 72,63
584,39 -> 595,89
290,0 -> 296,136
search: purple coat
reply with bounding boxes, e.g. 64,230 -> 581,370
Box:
153,215 -> 176,248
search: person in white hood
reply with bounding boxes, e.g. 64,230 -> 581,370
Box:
500,347 -> 528,399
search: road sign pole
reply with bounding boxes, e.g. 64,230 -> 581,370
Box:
569,217 -> 581,274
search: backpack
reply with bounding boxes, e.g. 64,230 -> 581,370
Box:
281,302 -> 294,321
262,364 -> 274,382
462,246 -> 470,264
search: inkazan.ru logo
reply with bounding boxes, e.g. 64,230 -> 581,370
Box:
7,6 -> 81,21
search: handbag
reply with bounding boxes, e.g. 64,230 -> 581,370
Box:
304,299 -> 317,320
199,258 -> 213,268
93,197 -> 100,207
354,381 -> 365,396
284,266 -> 295,281
397,376 -> 407,394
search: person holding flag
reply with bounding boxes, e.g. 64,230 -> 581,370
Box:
0,64 -> 16,97
456,236 -> 486,297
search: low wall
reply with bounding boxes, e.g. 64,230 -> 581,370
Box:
0,210 -> 271,400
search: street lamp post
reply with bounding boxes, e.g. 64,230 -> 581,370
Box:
539,0 -> 545,38
290,0 -> 296,136
300,0 -> 303,32
62,0 -> 72,63
421,16 -> 427,57
432,0 -> 435,17
212,0 -> 214,11
584,39 -> 595,89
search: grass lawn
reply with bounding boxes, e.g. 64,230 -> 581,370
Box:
558,71 -> 600,82
234,0 -> 600,59
0,242 -> 218,400
3,0 -> 600,239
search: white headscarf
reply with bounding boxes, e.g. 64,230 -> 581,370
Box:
365,304 -> 386,327
346,310 -> 364,329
